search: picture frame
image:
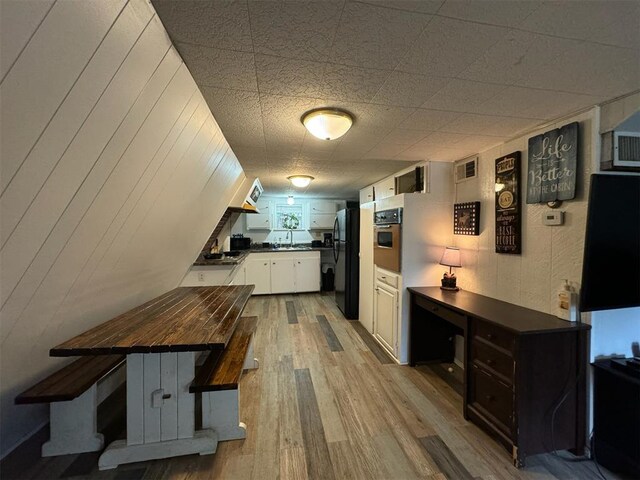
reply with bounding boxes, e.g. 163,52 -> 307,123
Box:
454,202 -> 480,235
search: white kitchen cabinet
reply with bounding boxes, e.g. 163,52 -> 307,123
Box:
360,185 -> 374,204
295,257 -> 321,292
244,256 -> 271,294
270,257 -> 296,294
246,213 -> 271,230
373,176 -> 395,200
374,282 -> 398,357
229,264 -> 246,286
309,200 -> 337,230
359,203 -> 375,333
309,213 -> 335,229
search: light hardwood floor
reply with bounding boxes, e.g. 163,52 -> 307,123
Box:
2,293 -> 621,480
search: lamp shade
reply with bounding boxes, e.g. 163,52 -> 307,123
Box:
302,108 -> 353,141
439,247 -> 461,268
287,175 -> 314,188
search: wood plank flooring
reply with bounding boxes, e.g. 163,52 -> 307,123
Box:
2,292 -> 621,480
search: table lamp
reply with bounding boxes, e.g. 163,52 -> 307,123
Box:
439,247 -> 461,291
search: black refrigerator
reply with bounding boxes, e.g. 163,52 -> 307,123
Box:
333,208 -> 359,319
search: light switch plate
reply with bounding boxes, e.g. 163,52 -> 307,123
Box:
543,211 -> 564,226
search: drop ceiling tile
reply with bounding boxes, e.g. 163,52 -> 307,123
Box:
176,43 -> 257,91
329,1 -> 432,70
398,108 -> 461,132
248,0 -> 343,61
362,143 -> 412,159
473,86 -> 603,120
437,0 -> 543,27
382,128 -> 431,145
519,0 -> 640,49
419,131 -> 473,145
395,143 -> 468,161
421,79 -> 507,113
152,0 -> 253,52
398,16 -> 509,77
440,113 -> 539,137
317,64 -> 391,103
254,54 -> 325,97
358,0 -> 444,14
259,94 -> 316,140
372,72 -> 449,107
460,30 -> 640,97
200,87 -> 264,141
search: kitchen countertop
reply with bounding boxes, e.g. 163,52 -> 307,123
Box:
193,246 -> 333,266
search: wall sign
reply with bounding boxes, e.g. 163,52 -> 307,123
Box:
526,122 -> 578,204
454,202 -> 480,235
495,152 -> 521,254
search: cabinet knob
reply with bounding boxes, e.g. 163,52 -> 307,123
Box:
264,263 -> 267,266
486,359 -> 494,365
298,261 -> 301,264
486,333 -> 494,340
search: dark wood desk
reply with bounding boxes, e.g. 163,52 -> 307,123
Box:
408,287 -> 590,468
50,285 -> 254,470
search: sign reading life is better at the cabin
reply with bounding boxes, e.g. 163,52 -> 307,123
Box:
526,122 -> 578,204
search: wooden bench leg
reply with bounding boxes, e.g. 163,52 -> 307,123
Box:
201,389 -> 246,441
42,384 -> 103,457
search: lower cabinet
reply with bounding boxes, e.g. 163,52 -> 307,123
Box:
243,257 -> 270,294
270,257 -> 296,294
374,282 -> 398,357
239,251 -> 320,294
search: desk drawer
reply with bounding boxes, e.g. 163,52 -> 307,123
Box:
472,340 -> 514,385
469,365 -> 514,434
472,320 -> 515,354
415,296 -> 466,330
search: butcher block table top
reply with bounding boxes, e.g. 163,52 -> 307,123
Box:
50,285 -> 254,356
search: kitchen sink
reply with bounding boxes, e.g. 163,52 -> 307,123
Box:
275,246 -> 312,250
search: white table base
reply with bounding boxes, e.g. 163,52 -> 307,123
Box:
98,352 -> 217,470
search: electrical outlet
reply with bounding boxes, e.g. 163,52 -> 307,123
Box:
198,272 -> 205,282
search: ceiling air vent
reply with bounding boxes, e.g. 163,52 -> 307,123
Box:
454,156 -> 478,183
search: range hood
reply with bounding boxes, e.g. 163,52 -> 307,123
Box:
228,177 -> 263,213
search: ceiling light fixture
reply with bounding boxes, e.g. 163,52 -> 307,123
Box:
301,108 -> 353,141
287,195 -> 294,205
287,175 -> 314,188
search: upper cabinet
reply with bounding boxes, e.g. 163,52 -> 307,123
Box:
246,198 -> 271,230
360,185 -> 374,204
373,177 -> 395,200
309,200 -> 337,230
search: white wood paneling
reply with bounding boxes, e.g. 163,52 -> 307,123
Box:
0,0 -> 245,457
0,0 -> 128,191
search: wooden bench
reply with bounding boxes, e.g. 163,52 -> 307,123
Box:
15,354 -> 125,457
190,316 -> 258,441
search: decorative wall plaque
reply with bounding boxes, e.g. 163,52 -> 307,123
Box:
454,202 -> 480,235
526,122 -> 578,204
495,152 -> 521,254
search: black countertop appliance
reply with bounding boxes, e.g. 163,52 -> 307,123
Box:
230,235 -> 251,250
333,208 -> 359,319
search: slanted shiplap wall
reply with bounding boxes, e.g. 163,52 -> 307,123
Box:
0,0 -> 245,456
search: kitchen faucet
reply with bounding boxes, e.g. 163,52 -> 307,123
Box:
286,230 -> 294,248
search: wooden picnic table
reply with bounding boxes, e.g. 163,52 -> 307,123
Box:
50,285 -> 254,470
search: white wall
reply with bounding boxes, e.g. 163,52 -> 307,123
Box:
453,108 -> 597,314
0,0 -> 245,457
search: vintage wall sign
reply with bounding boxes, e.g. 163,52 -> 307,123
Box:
454,202 -> 480,235
526,122 -> 578,204
495,152 -> 521,254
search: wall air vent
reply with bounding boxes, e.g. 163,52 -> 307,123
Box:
601,131 -> 640,171
454,156 -> 478,183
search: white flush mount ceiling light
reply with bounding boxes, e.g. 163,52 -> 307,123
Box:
287,195 -> 294,205
301,108 -> 353,141
287,175 -> 314,188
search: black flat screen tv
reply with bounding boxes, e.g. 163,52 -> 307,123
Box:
580,174 -> 640,312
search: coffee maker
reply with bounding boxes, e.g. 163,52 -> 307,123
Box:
323,232 -> 333,247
